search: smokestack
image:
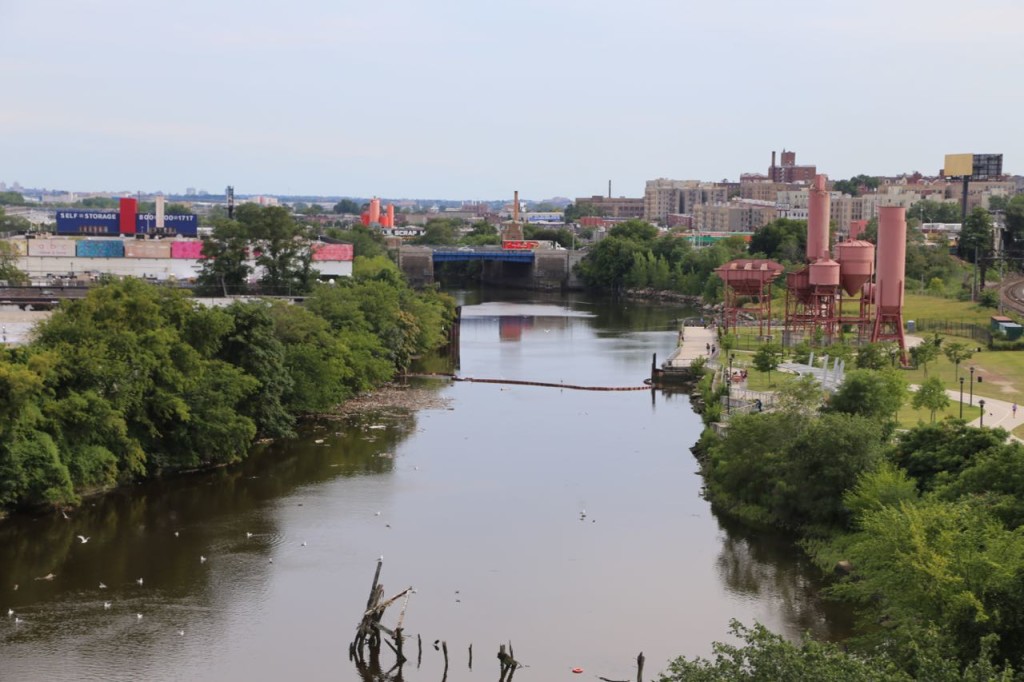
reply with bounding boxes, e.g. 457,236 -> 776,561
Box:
155,195 -> 165,229
513,190 -> 519,223
771,150 -> 776,169
608,180 -> 611,199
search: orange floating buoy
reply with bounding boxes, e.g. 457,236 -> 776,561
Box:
572,667 -> 584,674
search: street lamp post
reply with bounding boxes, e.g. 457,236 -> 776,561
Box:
970,366 -> 976,406
727,353 -> 735,414
979,399 -> 986,427
959,377 -> 965,419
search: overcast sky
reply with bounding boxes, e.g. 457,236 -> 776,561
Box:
1,0 -> 1020,200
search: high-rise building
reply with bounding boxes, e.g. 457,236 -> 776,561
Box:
768,149 -> 816,183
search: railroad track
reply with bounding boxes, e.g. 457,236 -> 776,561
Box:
999,276 -> 1024,316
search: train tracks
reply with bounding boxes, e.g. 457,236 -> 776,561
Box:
1000,276 -> 1024,316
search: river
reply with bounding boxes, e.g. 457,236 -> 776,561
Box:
0,290 -> 849,681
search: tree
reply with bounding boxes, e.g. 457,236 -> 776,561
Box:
197,219 -> 253,295
0,191 -> 25,205
959,207 -> 994,287
776,374 -> 825,415
909,199 -> 962,225
892,421 -> 1007,492
659,619 -> 915,682
832,175 -> 880,197
1002,195 -> 1024,254
830,498 -> 1024,673
942,341 -> 974,381
748,218 -> 807,262
0,241 -> 28,284
829,368 -> 908,435
751,342 -> 783,386
563,201 -> 603,222
913,376 -> 951,423
236,204 -> 316,294
910,339 -> 941,377
333,198 -> 362,215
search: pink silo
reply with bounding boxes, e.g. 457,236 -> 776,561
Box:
834,240 -> 875,296
806,174 -> 830,262
875,207 -> 906,314
871,206 -> 908,363
387,204 -> 395,228
369,198 -> 381,225
808,258 -> 840,287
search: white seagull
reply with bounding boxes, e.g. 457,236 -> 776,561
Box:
103,602 -> 111,610
77,535 -> 90,544
136,613 -> 143,620
200,556 -> 207,564
99,582 -> 107,589
7,608 -> 12,617
246,532 -> 253,539
136,578 -> 144,586
178,629 -> 185,636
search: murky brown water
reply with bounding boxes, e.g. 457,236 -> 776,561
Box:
0,291 -> 849,681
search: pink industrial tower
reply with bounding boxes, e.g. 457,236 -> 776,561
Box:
870,206 -> 908,363
784,174 -> 840,342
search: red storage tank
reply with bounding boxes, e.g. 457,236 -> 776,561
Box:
876,206 -> 907,313
119,197 -> 138,235
834,240 -> 875,296
369,198 -> 381,225
809,258 -> 840,287
387,204 -> 395,228
714,258 -> 784,294
806,174 -> 830,262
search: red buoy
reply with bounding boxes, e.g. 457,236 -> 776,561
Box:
572,667 -> 583,674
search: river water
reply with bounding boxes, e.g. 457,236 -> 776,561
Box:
0,290 -> 848,681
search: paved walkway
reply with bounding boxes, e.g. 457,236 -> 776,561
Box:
664,325 -> 716,368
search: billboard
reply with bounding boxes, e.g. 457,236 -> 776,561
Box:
944,153 -> 1004,179
135,213 -> 199,236
972,154 -> 1003,180
944,153 -> 974,177
55,210 -> 121,235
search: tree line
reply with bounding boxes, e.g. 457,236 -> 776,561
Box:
668,342 -> 1024,679
0,261 -> 455,513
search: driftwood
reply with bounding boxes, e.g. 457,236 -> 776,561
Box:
351,557 -> 415,675
498,643 -> 521,681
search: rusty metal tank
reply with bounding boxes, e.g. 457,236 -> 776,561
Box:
834,240 -> 875,296
861,282 -> 875,303
786,266 -> 813,304
808,258 -> 840,287
876,206 -> 907,313
714,258 -> 784,294
806,174 -> 830,262
369,198 -> 381,225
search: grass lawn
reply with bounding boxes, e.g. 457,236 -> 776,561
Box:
902,293 -> 1005,325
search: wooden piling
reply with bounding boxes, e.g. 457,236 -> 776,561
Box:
417,633 -> 422,667
637,651 -> 645,682
468,643 -> 473,670
442,640 -> 449,677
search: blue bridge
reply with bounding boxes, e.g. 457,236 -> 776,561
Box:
430,248 -> 535,263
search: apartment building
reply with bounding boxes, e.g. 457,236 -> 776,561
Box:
692,199 -> 777,232
575,195 -> 645,220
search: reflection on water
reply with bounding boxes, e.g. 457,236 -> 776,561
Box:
0,292 -> 848,682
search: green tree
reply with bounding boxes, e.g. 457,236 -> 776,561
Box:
0,241 -> 28,283
892,421 -> 1007,492
831,498 -> 1024,672
236,204 -> 316,294
659,619 -> 914,682
942,341 -> 974,380
563,201 -> 603,222
748,218 -> 807,262
411,218 -> 460,245
333,198 -> 362,214
751,342 -> 783,386
197,219 -> 253,295
959,207 -> 994,287
938,442 -> 1024,529
1002,195 -> 1024,254
829,368 -> 908,435
910,340 -> 940,377
909,199 -> 962,225
913,376 -> 951,423
832,175 -> 880,197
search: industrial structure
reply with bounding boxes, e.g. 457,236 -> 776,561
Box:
360,198 -> 397,229
715,173 -> 909,364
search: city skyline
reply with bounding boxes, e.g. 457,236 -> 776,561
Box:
2,0 -> 1020,199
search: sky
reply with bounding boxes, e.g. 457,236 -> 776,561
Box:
1,0 -> 1021,201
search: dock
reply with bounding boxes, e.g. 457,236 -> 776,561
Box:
664,325 -> 716,368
